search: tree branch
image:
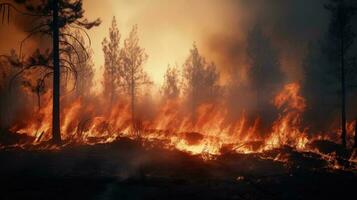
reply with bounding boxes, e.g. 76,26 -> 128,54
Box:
0,3 -> 50,17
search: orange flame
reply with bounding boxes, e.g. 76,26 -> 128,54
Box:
5,82 -> 353,160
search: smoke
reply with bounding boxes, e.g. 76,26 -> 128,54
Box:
0,0 -> 51,55
200,0 -> 329,83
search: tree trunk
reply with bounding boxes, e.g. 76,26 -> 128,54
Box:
52,0 -> 61,143
131,67 -> 135,133
340,33 -> 347,148
192,91 -> 196,125
110,60 -> 114,106
354,117 -> 357,148
37,90 -> 41,111
191,71 -> 196,125
110,72 -> 114,105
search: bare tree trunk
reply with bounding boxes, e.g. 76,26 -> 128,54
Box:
131,67 -> 135,132
52,0 -> 61,143
191,71 -> 196,125
340,34 -> 347,148
192,91 -> 196,125
110,73 -> 114,105
354,117 -> 357,148
37,90 -> 41,111
110,60 -> 114,106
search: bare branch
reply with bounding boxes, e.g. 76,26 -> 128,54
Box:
60,32 -> 89,60
68,24 -> 92,46
60,64 -> 78,95
8,63 -> 52,91
0,3 -> 50,17
59,40 -> 84,64
19,29 -> 51,59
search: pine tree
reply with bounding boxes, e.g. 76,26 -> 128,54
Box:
102,16 -> 121,104
161,65 -> 180,99
246,24 -> 283,129
182,43 -> 220,122
325,0 -> 356,147
0,0 -> 100,143
119,25 -> 151,131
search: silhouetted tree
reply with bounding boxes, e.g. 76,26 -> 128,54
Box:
325,0 -> 356,147
302,41 -> 339,133
354,118 -> 357,148
0,0 -> 100,143
182,43 -> 220,122
119,25 -> 151,131
102,16 -> 121,104
161,64 -> 180,99
246,24 -> 283,128
28,79 -> 45,110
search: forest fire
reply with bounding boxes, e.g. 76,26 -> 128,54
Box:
1,0 -> 357,199
3,81 -> 354,161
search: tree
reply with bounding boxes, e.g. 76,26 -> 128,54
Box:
161,64 -> 180,99
119,25 -> 150,131
354,118 -> 357,148
246,24 -> 283,129
0,0 -> 100,143
182,43 -> 220,122
325,0 -> 356,147
102,16 -> 121,104
302,41 -> 339,134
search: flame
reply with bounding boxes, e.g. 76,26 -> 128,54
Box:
265,83 -> 308,151
3,80 -> 355,169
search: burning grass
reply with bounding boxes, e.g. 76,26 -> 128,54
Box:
1,83 -> 357,171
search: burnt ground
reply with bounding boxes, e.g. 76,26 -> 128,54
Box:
0,137 -> 356,200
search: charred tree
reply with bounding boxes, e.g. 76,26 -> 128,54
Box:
0,0 -> 100,143
325,0 -> 356,147
52,0 -> 61,143
302,40 -> 339,135
354,118 -> 357,148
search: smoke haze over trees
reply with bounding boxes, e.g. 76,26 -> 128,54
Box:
182,44 -> 220,122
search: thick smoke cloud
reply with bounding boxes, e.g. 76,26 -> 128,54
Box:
203,0 -> 329,83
